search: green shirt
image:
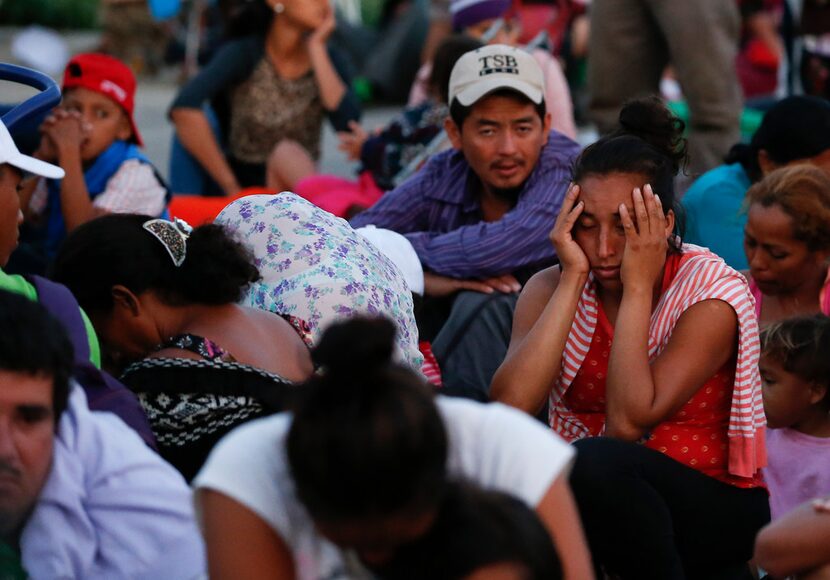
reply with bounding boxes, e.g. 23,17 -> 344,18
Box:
0,269 -> 101,368
0,540 -> 26,579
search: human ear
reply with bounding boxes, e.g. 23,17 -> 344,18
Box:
664,208 -> 676,238
809,382 -> 828,406
541,111 -> 552,144
445,117 -> 462,150
116,113 -> 133,142
757,150 -> 779,177
111,285 -> 141,317
814,248 -> 830,270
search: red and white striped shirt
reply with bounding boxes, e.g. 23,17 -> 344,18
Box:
548,244 -> 766,479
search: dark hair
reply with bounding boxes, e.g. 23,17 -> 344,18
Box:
0,290 -> 74,422
744,165 -> 830,252
51,214 -> 261,314
381,482 -> 562,580
761,314 -> 830,410
450,88 -> 547,129
430,35 -> 484,104
572,96 -> 687,246
287,316 -> 447,522
222,0 -> 273,37
725,95 -> 830,182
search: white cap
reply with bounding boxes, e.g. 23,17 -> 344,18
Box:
448,44 -> 544,107
0,119 -> 64,179
356,226 -> 425,296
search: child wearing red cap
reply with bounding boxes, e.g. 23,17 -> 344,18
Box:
20,53 -> 168,259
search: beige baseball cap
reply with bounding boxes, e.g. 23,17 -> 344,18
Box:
0,119 -> 64,179
448,44 -> 544,107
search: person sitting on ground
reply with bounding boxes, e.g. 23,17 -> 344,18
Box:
292,34 -> 482,218
351,44 -> 579,400
194,316 -> 593,580
169,0 -> 360,195
682,95 -> 830,270
1,117 -> 154,444
754,495 -> 830,579
51,214 -> 314,481
18,53 -> 169,263
491,97 -> 769,579
743,165 -> 830,326
215,192 -> 424,370
0,289 -> 205,578
760,315 -> 830,522
408,0 -> 577,139
380,482 -> 562,579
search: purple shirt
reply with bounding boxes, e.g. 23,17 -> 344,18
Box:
350,131 -> 579,279
20,386 -> 206,578
763,427 -> 830,520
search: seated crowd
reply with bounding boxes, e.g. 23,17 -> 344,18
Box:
3,1 -> 830,578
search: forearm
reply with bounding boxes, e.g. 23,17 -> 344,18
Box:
537,475 -> 595,580
57,148 -> 98,231
409,230 -> 554,279
755,499 -> 830,578
308,43 -> 346,112
605,286 -> 654,439
171,108 -> 240,195
492,271 -> 586,414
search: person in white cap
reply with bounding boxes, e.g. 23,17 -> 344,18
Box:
351,44 -> 580,401
0,118 -> 64,267
0,119 -> 207,580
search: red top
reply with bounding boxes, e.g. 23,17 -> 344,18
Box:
563,254 -> 764,489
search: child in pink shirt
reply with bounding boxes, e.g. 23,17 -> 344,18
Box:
761,314 -> 830,520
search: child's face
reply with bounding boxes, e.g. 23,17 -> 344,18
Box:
760,355 -> 818,429
61,87 -> 132,162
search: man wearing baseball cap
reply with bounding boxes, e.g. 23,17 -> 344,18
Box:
352,44 -> 579,400
19,53 -> 168,262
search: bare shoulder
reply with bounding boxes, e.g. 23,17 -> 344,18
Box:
511,265 -> 563,338
520,265 -> 562,307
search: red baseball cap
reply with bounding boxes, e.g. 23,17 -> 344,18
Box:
62,53 -> 143,146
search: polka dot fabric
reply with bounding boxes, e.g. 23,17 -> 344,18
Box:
563,271 -> 764,489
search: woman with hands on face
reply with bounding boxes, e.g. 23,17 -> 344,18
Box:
491,97 -> 770,579
170,0 -> 360,195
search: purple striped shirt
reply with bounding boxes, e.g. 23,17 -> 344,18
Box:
350,130 -> 580,279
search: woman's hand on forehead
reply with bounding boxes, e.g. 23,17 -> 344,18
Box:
619,184 -> 669,290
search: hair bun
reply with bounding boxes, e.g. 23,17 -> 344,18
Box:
617,96 -> 686,171
313,317 -> 397,376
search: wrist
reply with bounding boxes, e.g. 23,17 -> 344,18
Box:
306,38 -> 327,54
57,145 -> 82,166
621,283 -> 653,299
559,269 -> 588,287
221,177 -> 241,196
